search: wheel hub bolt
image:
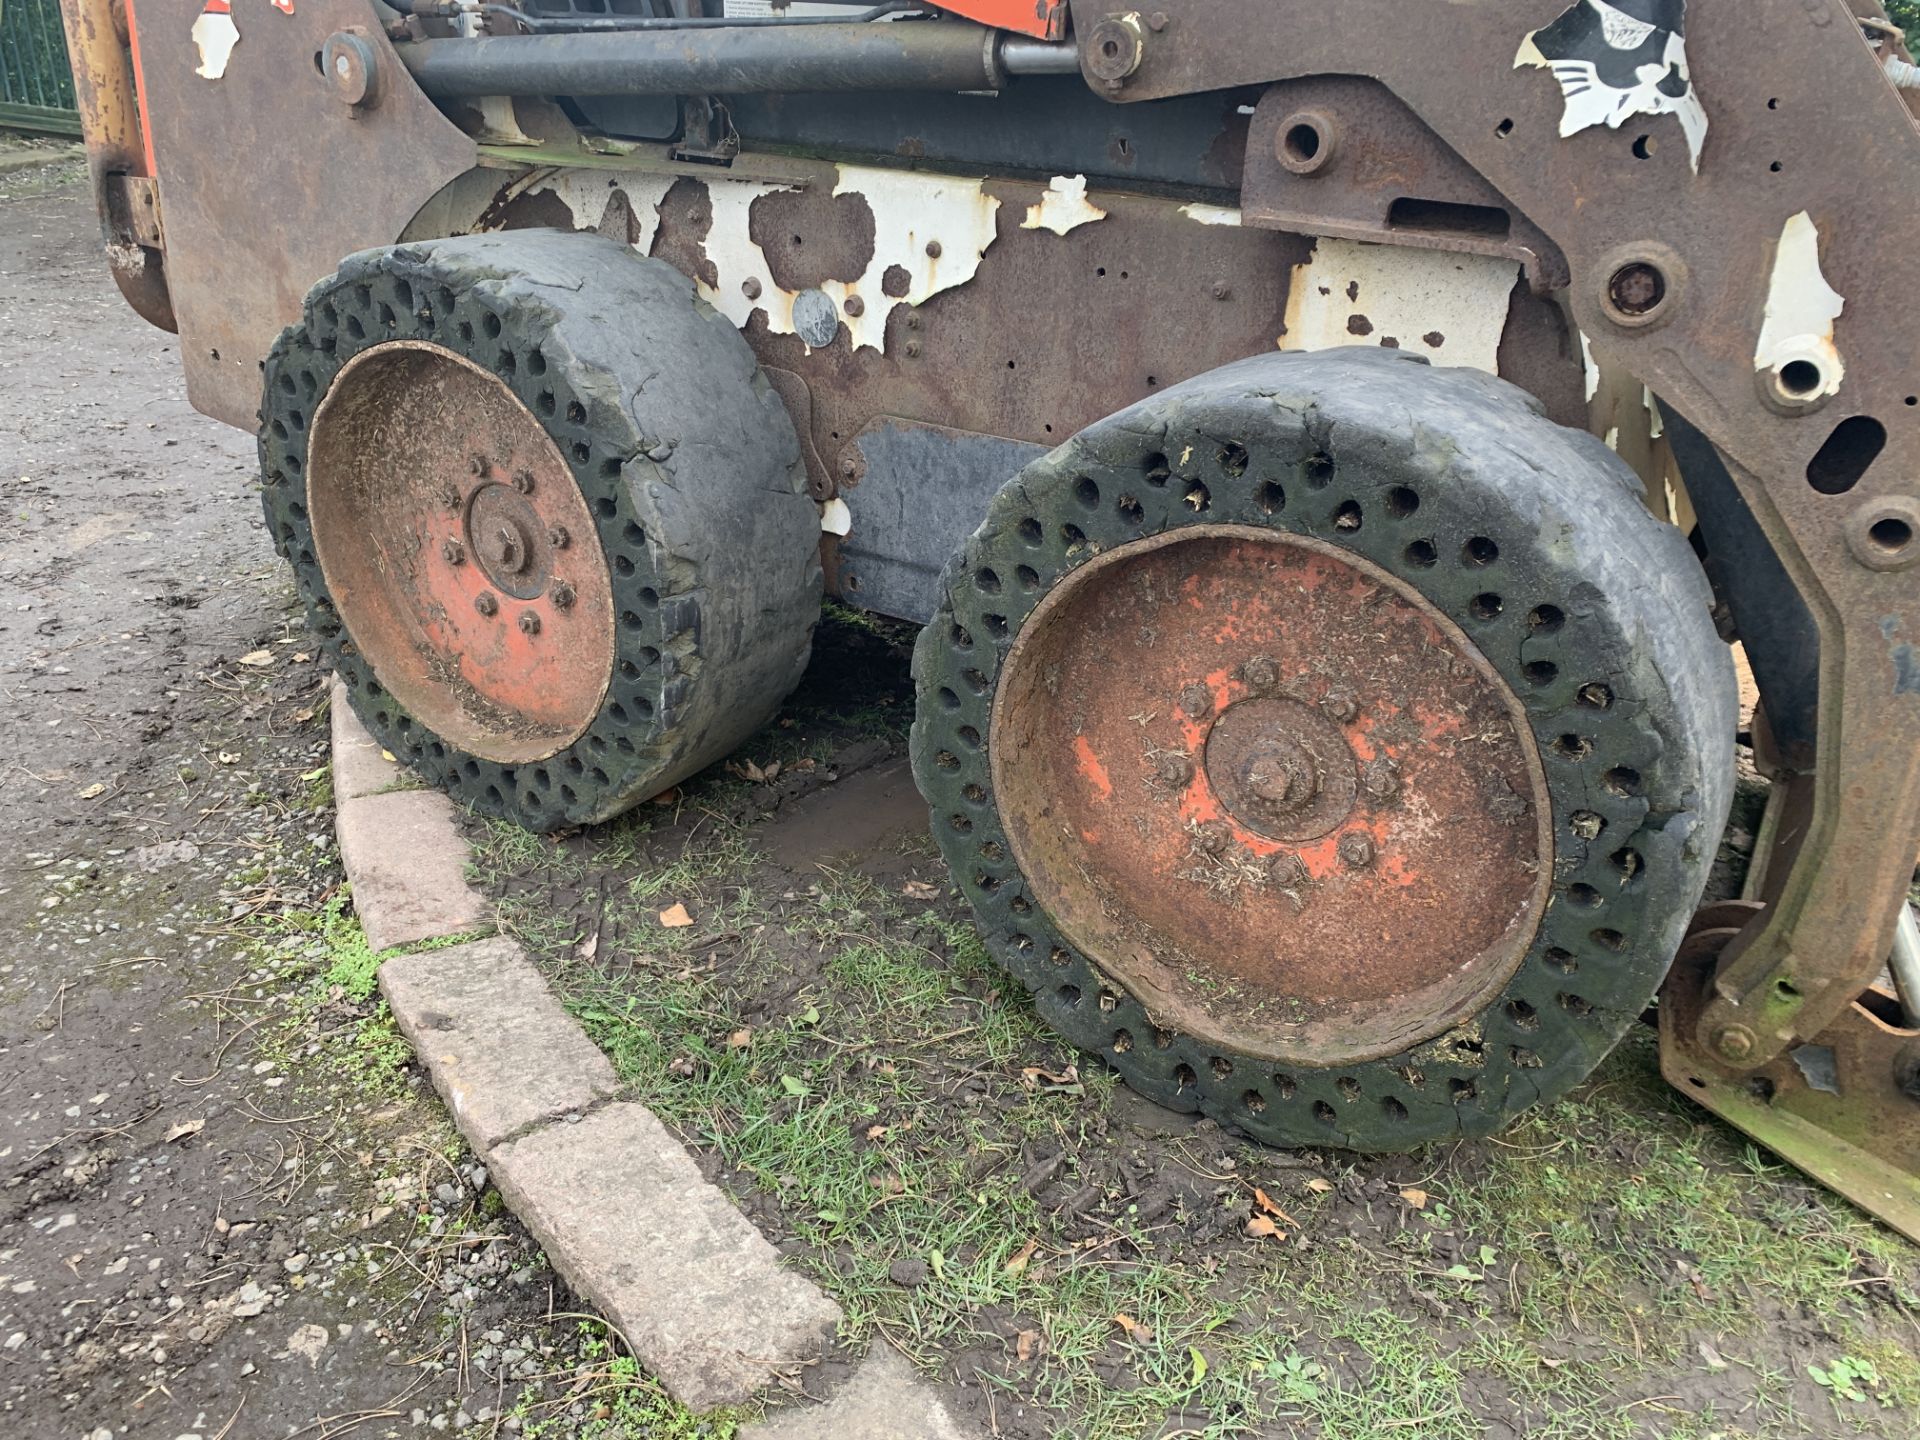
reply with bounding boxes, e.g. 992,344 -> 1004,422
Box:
441,538 -> 465,566
1245,746 -> 1319,809
474,591 -> 499,618
1337,832 -> 1374,868
1362,757 -> 1400,800
1179,683 -> 1214,719
468,455 -> 488,477
547,525 -> 570,550
517,611 -> 541,636
1156,752 -> 1194,787
1320,689 -> 1360,723
512,470 -> 536,496
441,483 -> 463,510
1195,820 -> 1231,855
494,525 -> 526,572
550,579 -> 576,610
1242,655 -> 1277,694
1268,852 -> 1308,888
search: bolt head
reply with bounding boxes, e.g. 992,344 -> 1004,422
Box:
517,611 -> 541,636
1195,820 -> 1231,855
1362,757 -> 1400,800
1178,682 -> 1214,720
468,455 -> 487,477
1712,1024 -> 1756,1061
1156,753 -> 1194,787
441,483 -> 463,510
904,340 -> 922,359
473,591 -> 498,618
924,240 -> 943,259
512,470 -> 535,496
1320,689 -> 1360,723
549,579 -> 575,610
1241,655 -> 1277,694
741,276 -> 762,300
1337,832 -> 1375,868
1607,262 -> 1666,318
1211,281 -> 1231,301
843,294 -> 865,318
547,525 -> 570,550
441,538 -> 465,566
1147,9 -> 1169,29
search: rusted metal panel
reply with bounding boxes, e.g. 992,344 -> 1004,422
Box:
131,0 -> 473,426
1240,76 -> 1568,293
1075,0 -> 1920,1113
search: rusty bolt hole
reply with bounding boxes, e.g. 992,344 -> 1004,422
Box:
1607,262 -> 1667,319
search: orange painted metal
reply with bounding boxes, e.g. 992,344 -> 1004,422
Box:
990,526 -> 1550,1066
933,0 -> 1065,42
305,342 -> 615,765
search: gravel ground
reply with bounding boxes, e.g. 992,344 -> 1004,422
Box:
0,174 -> 688,1440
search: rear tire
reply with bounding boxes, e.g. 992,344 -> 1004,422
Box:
259,231 -> 822,831
912,348 -> 1736,1149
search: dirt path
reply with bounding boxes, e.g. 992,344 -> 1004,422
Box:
0,176 -> 616,1440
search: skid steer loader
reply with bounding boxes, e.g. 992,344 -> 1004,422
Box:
59,0 -> 1920,1238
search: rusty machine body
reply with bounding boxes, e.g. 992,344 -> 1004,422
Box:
60,0 -> 1920,1236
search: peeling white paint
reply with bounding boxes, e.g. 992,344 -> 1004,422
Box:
1021,175 -> 1106,236
1754,210 -> 1845,399
1180,203 -> 1243,227
1279,238 -> 1518,374
527,163 -> 999,356
191,2 -> 239,80
820,497 -> 852,536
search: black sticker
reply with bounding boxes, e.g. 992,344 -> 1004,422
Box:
1517,0 -> 1707,171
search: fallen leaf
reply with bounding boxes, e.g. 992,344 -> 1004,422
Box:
902,880 -> 941,901
1304,1177 -> 1333,1194
1112,1313 -> 1154,1343
668,1055 -> 695,1078
1246,1214 -> 1287,1241
1189,1347 -> 1208,1384
292,651 -> 310,663
1399,1187 -> 1429,1210
650,787 -> 680,806
726,1028 -> 753,1049
658,902 -> 694,928
792,757 -> 816,771
379,749 -> 397,763
1004,1239 -> 1038,1275
237,649 -> 275,667
1697,1339 -> 1728,1372
216,751 -> 240,765
864,1124 -> 888,1140
76,783 -> 105,800
1015,1328 -> 1040,1364
164,1118 -> 205,1144
779,1074 -> 809,1097
576,931 -> 600,962
1019,1064 -> 1081,1091
1252,1187 -> 1297,1225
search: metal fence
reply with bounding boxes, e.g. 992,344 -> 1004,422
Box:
0,0 -> 81,136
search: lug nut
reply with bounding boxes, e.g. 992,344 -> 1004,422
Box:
441,538 -> 465,566
843,294 -> 865,317
1179,682 -> 1214,719
547,524 -> 570,550
468,455 -> 487,477
741,276 -> 762,300
904,340 -> 922,359
1337,832 -> 1375,868
512,470 -> 535,495
1267,852 -> 1308,888
1242,655 -> 1277,694
549,579 -> 575,610
1321,688 -> 1360,723
517,611 -> 541,636
924,240 -> 942,259
1195,820 -> 1231,855
441,482 -> 463,510
838,456 -> 858,480
1362,757 -> 1400,800
474,591 -> 499,618
1211,281 -> 1231,302
1156,752 -> 1194,787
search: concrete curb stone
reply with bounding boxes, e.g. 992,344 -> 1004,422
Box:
336,786 -> 492,953
489,1102 -> 845,1412
330,681 -> 977,1430
379,937 -> 620,1150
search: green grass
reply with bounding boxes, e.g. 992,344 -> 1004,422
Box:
473,784 -> 1920,1438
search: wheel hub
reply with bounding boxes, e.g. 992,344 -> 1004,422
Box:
305,341 -> 614,765
989,525 -> 1551,1066
1204,696 -> 1356,839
